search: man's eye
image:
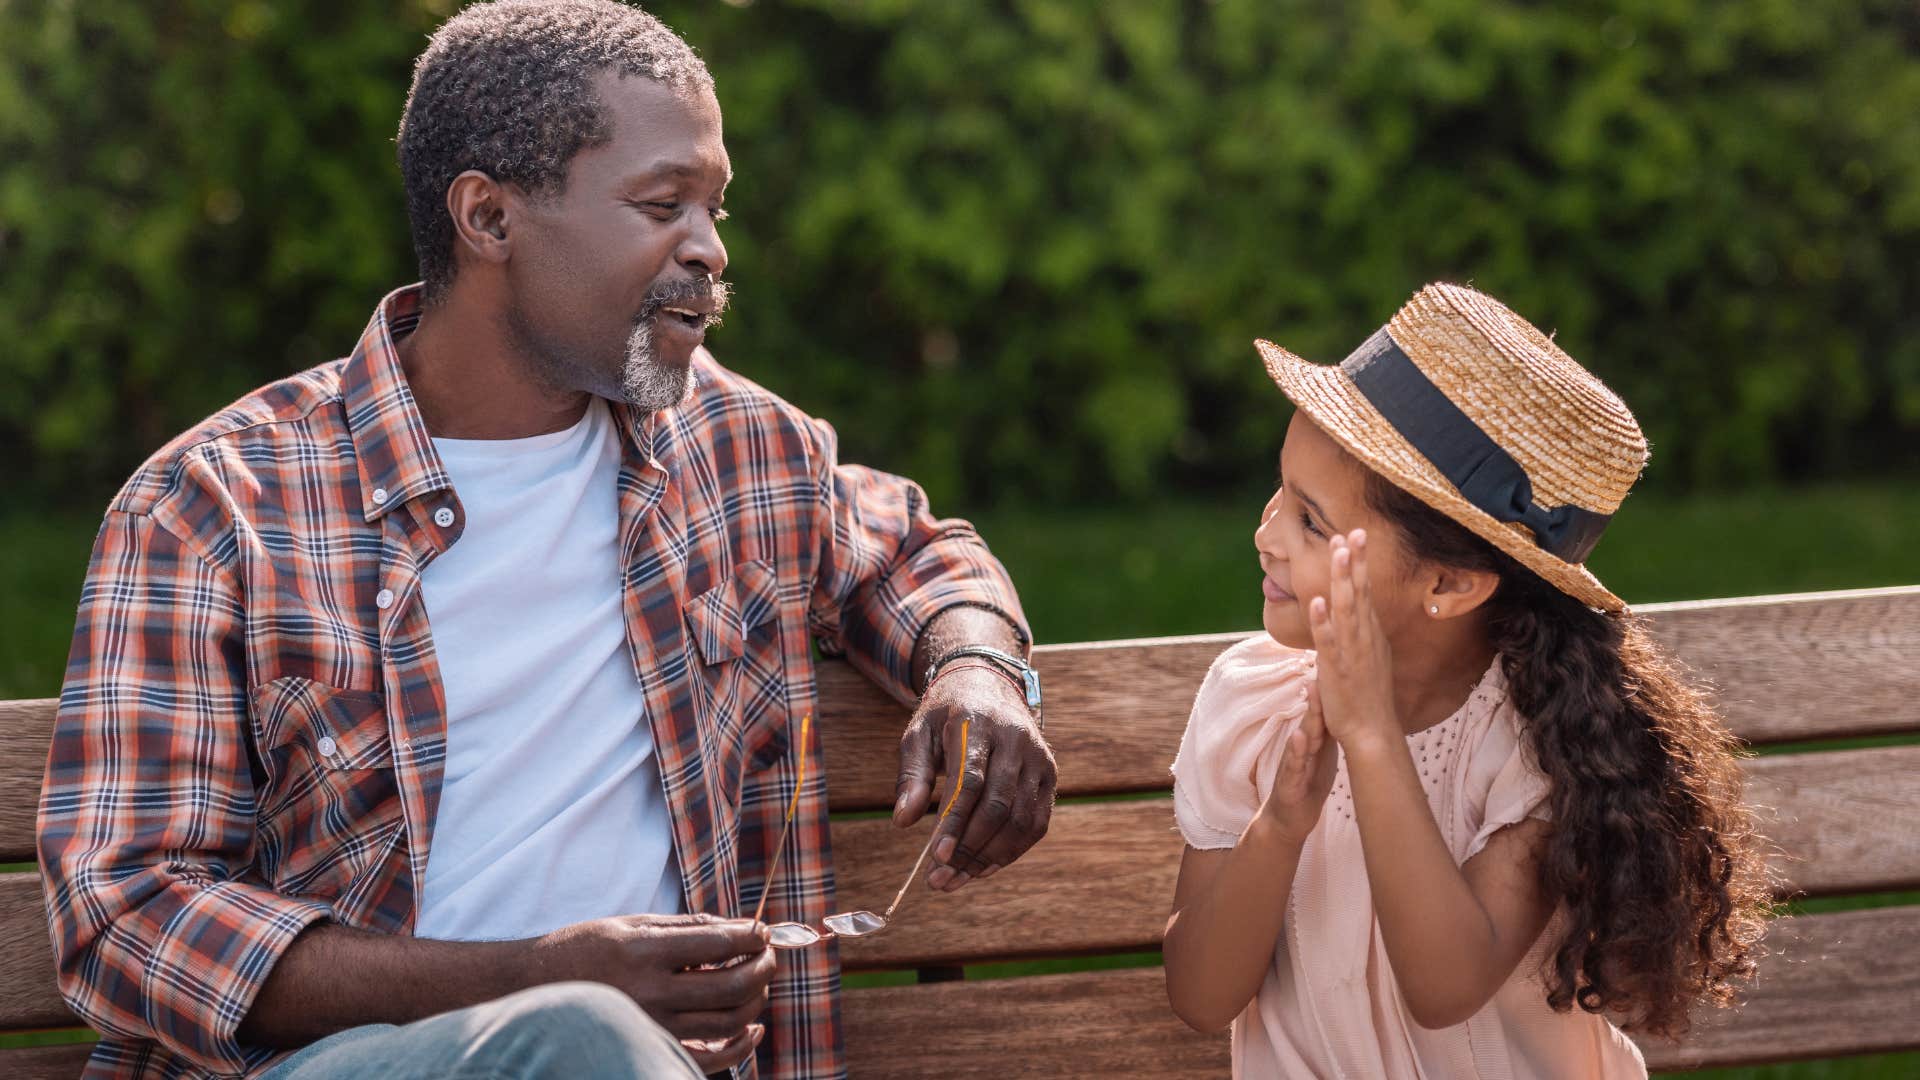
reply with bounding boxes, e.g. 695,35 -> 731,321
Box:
709,207 -> 729,222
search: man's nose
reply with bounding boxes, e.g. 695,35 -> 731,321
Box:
678,215 -> 727,279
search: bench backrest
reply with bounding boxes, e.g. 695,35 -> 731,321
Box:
2,585 -> 1918,1076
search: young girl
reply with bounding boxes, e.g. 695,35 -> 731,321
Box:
1162,284 -> 1769,1078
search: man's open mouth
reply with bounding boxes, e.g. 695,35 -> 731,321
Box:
660,306 -> 707,329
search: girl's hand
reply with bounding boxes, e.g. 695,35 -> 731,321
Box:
1308,529 -> 1401,750
1257,680 -> 1339,845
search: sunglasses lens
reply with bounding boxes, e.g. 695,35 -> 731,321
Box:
767,922 -> 821,949
821,910 -> 887,937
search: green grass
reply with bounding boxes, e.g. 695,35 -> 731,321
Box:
4,483 -> 1918,1074
5,482 -> 1917,697
0,511 -> 96,699
962,481 -> 1920,647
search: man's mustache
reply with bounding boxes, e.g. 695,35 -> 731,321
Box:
637,277 -> 732,327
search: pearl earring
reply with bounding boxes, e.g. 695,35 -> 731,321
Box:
1428,605 -> 1440,616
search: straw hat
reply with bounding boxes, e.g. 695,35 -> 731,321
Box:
1257,283 -> 1647,612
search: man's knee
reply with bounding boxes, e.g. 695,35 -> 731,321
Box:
468,981 -> 695,1079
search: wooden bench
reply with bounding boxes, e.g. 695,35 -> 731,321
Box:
3,585 -> 1918,1077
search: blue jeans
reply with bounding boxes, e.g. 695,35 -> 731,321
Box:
259,981 -> 706,1080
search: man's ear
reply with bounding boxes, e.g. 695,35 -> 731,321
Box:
1426,565 -> 1500,620
445,170 -> 513,269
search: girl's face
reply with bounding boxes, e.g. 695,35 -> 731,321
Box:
1254,413 -> 1427,649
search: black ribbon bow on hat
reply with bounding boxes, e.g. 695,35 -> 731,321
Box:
1341,329 -> 1612,564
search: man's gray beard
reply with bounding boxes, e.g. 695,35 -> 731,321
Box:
620,316 -> 697,411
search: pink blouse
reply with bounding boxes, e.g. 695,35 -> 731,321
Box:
1171,634 -> 1646,1079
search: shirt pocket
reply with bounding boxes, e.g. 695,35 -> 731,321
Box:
250,676 -> 405,904
683,559 -> 789,771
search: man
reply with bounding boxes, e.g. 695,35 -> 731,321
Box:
37,3 -> 1056,1078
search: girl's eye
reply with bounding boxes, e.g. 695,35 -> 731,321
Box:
1299,511 -> 1323,538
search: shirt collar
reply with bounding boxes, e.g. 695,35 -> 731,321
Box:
341,284 -> 671,522
340,284 -> 453,523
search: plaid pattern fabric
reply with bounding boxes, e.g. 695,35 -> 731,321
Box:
39,284 -> 1028,1080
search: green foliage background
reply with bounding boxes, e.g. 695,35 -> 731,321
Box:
3,0 -> 1920,503
3,0 -> 1918,507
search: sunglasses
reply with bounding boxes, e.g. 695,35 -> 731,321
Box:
749,714 -> 969,949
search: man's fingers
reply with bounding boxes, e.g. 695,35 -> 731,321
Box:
663,945 -> 776,1010
931,723 -> 988,868
683,1024 -> 764,1074
650,916 -> 770,971
668,997 -> 770,1041
1013,769 -> 1057,876
895,712 -> 942,827
947,736 -> 1023,879
956,739 -> 1053,880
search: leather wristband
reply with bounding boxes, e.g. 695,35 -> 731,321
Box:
926,659 -> 1024,701
924,644 -> 1043,722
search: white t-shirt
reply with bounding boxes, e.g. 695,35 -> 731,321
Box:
414,398 -> 683,940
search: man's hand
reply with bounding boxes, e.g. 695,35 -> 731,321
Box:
895,664 -> 1057,891
533,914 -> 775,1074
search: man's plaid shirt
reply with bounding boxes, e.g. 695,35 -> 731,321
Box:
38,285 -> 1028,1080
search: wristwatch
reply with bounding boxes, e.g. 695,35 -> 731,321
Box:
925,644 -> 1043,722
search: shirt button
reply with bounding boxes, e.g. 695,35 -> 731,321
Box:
316,735 -> 338,758
376,588 -> 395,609
433,507 -> 455,528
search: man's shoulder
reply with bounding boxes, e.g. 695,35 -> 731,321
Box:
110,359 -> 350,518
681,348 -> 822,446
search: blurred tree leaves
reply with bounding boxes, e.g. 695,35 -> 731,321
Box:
2,0 -> 1916,509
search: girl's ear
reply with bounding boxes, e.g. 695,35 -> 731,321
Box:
1426,566 -> 1500,620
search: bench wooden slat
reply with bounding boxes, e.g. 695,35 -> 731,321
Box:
3,587 -> 1916,859
0,699 -> 50,864
830,746 -> 1920,970
842,905 -> 1920,1075
1,742 -> 1913,1021
1743,744 -> 1920,898
833,800 -> 1179,971
844,963 -> 1225,1078
1644,906 -> 1920,1070
820,586 -> 1920,812
0,872 -> 65,1030
0,1043 -> 96,1080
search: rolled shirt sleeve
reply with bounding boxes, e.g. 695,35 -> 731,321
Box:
801,415 -> 1029,706
38,508 -> 332,1076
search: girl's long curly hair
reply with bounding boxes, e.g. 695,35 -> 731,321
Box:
1366,473 -> 1771,1038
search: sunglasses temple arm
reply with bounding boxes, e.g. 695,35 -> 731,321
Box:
749,714 -> 813,927
882,718 -> 970,922
882,829 -> 942,921
750,808 -> 798,926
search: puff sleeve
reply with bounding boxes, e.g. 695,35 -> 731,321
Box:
1170,635 -> 1316,850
